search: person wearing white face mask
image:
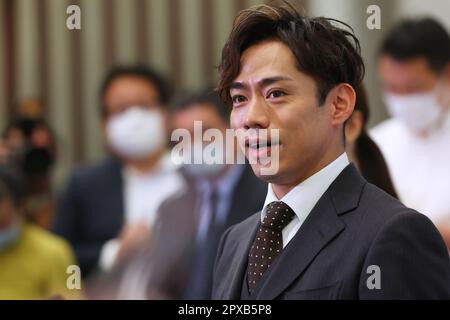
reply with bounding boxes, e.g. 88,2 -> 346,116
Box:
370,18 -> 450,249
53,66 -> 184,278
105,88 -> 266,299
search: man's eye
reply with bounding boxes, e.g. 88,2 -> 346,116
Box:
267,90 -> 286,99
232,95 -> 246,104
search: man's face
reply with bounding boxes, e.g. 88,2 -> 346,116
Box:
103,76 -> 162,118
102,76 -> 168,160
229,40 -> 338,187
172,103 -> 228,136
378,55 -> 439,95
172,104 -> 230,165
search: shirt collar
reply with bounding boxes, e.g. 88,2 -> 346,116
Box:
262,152 -> 350,223
123,152 -> 178,180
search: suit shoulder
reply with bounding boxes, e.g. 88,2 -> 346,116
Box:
69,157 -> 121,185
360,182 -> 410,217
358,182 -> 443,243
223,211 -> 261,242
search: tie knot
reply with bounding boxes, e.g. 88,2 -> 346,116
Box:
261,201 -> 296,230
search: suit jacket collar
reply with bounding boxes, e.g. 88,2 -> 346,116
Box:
262,153 -> 350,223
224,164 -> 366,299
221,214 -> 260,299
105,157 -> 126,226
227,164 -> 266,226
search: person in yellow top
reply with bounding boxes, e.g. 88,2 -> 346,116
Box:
0,165 -> 81,299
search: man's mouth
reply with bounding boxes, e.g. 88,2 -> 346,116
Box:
245,139 -> 280,159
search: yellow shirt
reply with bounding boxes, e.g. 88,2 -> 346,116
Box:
0,223 -> 81,299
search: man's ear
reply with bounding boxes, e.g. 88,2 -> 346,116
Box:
444,62 -> 450,81
100,117 -> 108,145
438,63 -> 450,110
161,108 -> 171,133
345,110 -> 364,145
328,83 -> 356,126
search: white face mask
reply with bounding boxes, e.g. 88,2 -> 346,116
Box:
183,143 -> 227,178
106,107 -> 166,159
184,162 -> 227,178
384,91 -> 444,135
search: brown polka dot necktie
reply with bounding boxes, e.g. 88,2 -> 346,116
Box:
247,201 -> 296,293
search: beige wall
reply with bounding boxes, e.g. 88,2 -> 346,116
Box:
0,0 -> 265,189
306,0 -> 450,127
0,1 -> 6,131
1,0 -> 449,189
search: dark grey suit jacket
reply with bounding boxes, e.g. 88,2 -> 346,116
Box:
152,164 -> 267,299
212,164 -> 450,299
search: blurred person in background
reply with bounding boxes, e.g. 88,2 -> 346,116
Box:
97,88 -> 267,299
154,88 -> 266,299
53,66 -> 184,278
371,18 -> 450,248
0,164 -> 77,299
2,106 -> 57,229
345,85 -> 397,198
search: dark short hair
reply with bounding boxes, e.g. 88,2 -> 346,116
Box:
217,1 -> 365,106
100,65 -> 170,117
379,18 -> 450,74
171,87 -> 230,123
3,117 -> 57,178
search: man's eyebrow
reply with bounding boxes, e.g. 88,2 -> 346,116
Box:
230,76 -> 294,91
258,76 -> 294,87
230,82 -> 245,90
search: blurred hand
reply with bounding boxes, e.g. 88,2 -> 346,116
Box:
116,222 -> 151,264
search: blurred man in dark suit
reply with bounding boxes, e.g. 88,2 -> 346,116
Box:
212,3 -> 450,300
146,88 -> 267,299
53,66 -> 184,278
87,89 -> 266,299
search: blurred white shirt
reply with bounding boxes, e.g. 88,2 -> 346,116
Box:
370,112 -> 450,226
99,153 -> 184,271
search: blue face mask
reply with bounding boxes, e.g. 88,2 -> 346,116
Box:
0,221 -> 21,251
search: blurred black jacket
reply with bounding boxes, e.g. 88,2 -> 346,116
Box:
53,157 -> 124,277
152,164 -> 267,299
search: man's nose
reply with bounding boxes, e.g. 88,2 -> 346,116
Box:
244,96 -> 270,130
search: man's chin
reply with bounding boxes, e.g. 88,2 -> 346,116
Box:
250,163 -> 280,183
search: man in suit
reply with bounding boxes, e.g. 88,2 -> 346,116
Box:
53,66 -> 184,278
149,89 -> 267,299
212,3 -> 450,299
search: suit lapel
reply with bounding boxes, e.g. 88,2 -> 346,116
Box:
112,170 -> 124,218
227,165 -> 266,227
255,194 -> 345,300
255,164 -> 366,300
223,215 -> 260,299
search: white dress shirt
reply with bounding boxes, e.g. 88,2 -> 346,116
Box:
99,153 -> 184,271
262,153 -> 350,248
370,113 -> 450,226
